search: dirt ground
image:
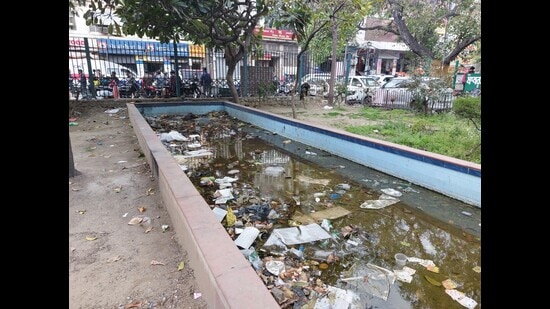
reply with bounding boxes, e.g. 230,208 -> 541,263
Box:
69,97 -> 365,309
68,100 -> 210,309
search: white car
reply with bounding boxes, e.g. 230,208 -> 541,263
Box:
371,77 -> 454,110
301,73 -> 343,96
306,78 -> 329,96
366,74 -> 394,86
345,76 -> 380,104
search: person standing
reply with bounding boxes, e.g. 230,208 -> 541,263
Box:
78,69 -> 88,99
110,71 -> 120,100
200,67 -> 212,97
462,66 -> 475,94
126,70 -> 139,98
169,70 -> 182,96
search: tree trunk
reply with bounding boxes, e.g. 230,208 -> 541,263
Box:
69,130 -> 79,178
328,16 -> 338,106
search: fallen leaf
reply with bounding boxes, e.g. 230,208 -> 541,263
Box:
86,236 -> 97,241
424,275 -> 442,286
178,261 -> 185,271
144,226 -> 153,233
150,260 -> 165,265
128,217 -> 143,225
138,207 -> 146,213
472,266 -> 481,273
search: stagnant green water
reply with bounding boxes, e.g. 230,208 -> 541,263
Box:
145,111 -> 481,309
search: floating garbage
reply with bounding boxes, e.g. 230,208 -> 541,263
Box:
265,260 -> 286,276
394,266 -> 416,283
212,206 -> 228,222
292,206 -> 351,225
263,223 -> 333,247
340,263 -> 396,301
264,166 -> 285,176
159,130 -> 188,142
234,226 -> 260,249
314,285 -> 360,309
380,188 -> 403,197
359,194 -> 400,209
445,289 -> 478,309
213,188 -> 234,204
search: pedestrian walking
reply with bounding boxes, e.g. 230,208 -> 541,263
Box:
200,67 -> 212,97
110,71 -> 120,99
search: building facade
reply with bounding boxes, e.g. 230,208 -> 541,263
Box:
353,18 -> 411,76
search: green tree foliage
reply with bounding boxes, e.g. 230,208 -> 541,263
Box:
408,75 -> 451,114
83,0 -> 274,103
266,0 -> 371,108
453,96 -> 481,132
362,0 -> 481,69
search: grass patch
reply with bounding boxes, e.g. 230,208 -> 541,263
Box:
345,108 -> 481,164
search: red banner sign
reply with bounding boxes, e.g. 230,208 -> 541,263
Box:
254,27 -> 295,41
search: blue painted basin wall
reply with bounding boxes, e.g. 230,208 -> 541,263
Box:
137,101 -> 481,207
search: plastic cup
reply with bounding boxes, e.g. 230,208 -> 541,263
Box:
394,253 -> 408,269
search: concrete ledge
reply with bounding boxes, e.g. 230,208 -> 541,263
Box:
127,104 -> 280,309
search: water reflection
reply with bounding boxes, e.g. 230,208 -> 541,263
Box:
145,112 -> 481,309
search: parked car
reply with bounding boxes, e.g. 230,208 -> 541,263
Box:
366,74 -> 394,86
301,73 -> 343,96
306,78 -> 329,96
371,77 -> 454,110
345,76 -> 380,104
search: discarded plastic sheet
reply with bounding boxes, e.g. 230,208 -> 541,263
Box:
159,130 -> 188,142
265,260 -> 286,276
215,176 -> 238,184
314,285 -> 360,309
296,175 -> 331,186
187,142 -> 201,148
104,108 -> 120,114
212,207 -> 227,222
445,289 -> 478,309
407,257 -> 436,268
264,166 -> 285,176
213,189 -> 234,204
234,226 -> 260,249
341,263 -> 396,301
173,151 -> 213,164
337,183 -> 351,190
292,206 -> 352,225
380,188 -> 403,197
394,266 -> 416,283
359,194 -> 400,209
263,223 -> 332,247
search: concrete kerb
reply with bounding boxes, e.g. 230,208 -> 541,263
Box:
126,103 -> 280,309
